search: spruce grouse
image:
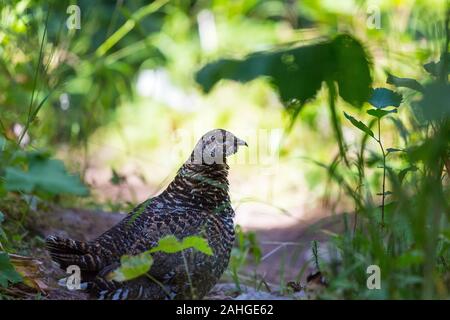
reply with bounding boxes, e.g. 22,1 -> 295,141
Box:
46,129 -> 247,300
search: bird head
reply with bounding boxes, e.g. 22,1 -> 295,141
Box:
190,129 -> 247,165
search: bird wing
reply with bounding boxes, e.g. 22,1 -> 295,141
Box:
90,207 -> 212,299
130,206 -> 210,276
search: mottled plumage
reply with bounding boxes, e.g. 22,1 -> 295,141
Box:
46,129 -> 247,299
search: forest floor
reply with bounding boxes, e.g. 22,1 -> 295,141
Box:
20,205 -> 348,300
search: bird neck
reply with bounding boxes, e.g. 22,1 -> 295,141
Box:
162,161 -> 231,212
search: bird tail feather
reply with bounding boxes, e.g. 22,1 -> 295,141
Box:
90,276 -> 172,300
46,235 -> 100,271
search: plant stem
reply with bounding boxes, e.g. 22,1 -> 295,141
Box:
181,251 -> 196,299
145,273 -> 172,297
18,8 -> 50,145
376,118 -> 386,226
327,81 -> 349,167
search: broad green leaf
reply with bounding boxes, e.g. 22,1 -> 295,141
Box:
343,112 -> 375,139
4,155 -> 88,196
150,235 -> 213,255
0,211 -> 4,223
110,252 -> 153,282
0,252 -> 23,288
150,235 -> 184,254
4,168 -> 34,193
369,88 -> 402,109
366,108 -> 397,119
196,42 -> 332,105
332,34 -> 372,107
181,236 -> 213,255
196,34 -> 372,108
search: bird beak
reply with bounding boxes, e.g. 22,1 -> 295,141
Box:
236,138 -> 248,147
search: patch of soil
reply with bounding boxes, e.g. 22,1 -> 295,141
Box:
32,207 -> 124,241
245,213 -> 353,285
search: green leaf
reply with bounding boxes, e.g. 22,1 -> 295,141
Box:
366,108 -> 397,119
181,236 -> 214,255
4,168 -> 34,193
150,235 -> 213,255
386,73 -> 424,92
0,211 -> 4,224
150,235 -> 184,254
386,148 -> 403,154
0,252 -> 23,288
369,88 -> 402,109
343,112 -> 375,139
246,231 -> 262,264
111,235 -> 213,282
332,34 -> 372,107
110,252 -> 153,282
196,42 -> 332,105
4,155 -> 89,196
195,34 -> 372,108
416,82 -> 450,121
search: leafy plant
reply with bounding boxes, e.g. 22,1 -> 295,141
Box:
0,252 -> 22,289
228,225 -> 262,291
344,87 -> 403,225
321,28 -> 449,298
110,252 -> 154,282
4,152 -> 88,197
0,0 -> 168,147
110,235 -> 213,282
196,34 -> 372,107
149,235 -> 213,256
194,4 -> 449,299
